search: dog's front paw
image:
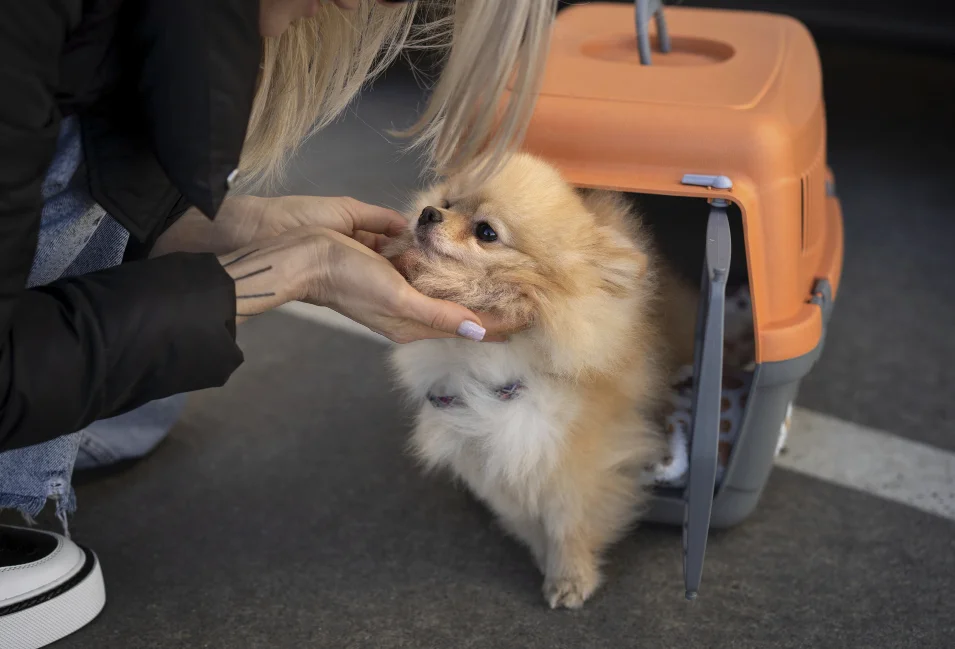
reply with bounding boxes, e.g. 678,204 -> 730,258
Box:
542,567 -> 601,609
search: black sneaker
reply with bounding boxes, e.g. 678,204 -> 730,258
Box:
0,525 -> 105,649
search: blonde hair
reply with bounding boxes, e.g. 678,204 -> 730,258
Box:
237,0 -> 556,194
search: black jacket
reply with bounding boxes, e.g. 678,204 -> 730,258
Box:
0,0 -> 263,451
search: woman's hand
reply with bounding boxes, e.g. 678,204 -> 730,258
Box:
159,195 -> 509,342
305,228 -> 496,343
217,226 -> 494,343
256,195 -> 407,254
152,195 -> 407,258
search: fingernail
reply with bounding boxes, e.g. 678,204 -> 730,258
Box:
457,320 -> 486,342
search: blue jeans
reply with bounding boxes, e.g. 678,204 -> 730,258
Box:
0,116 -> 182,531
0,400 -> 184,530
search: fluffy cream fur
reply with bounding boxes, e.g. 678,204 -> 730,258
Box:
387,154 -> 687,608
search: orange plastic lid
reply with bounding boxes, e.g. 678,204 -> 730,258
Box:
512,4 -> 843,363
542,6 -> 792,109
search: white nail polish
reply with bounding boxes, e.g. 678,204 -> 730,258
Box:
457,320 -> 486,342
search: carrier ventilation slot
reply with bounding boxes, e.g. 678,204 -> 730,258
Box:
800,175 -> 810,251
801,159 -> 825,251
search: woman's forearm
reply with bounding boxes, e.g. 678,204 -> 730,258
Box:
151,196 -> 271,257
0,253 -> 243,451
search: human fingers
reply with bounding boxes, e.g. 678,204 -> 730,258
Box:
472,310 -> 532,341
334,197 -> 408,237
352,230 -> 394,254
397,285 -> 487,342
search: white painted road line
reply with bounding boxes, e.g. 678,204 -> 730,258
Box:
279,302 -> 390,344
277,302 -> 955,523
781,409 -> 955,521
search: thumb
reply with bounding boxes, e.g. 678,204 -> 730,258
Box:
403,290 -> 486,341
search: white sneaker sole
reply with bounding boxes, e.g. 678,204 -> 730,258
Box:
0,546 -> 105,649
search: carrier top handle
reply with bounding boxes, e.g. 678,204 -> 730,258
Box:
636,0 -> 671,65
680,173 -> 733,600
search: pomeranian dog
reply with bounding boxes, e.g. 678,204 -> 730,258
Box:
385,154 -> 692,609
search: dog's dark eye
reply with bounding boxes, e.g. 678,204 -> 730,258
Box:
474,222 -> 498,242
440,199 -> 451,209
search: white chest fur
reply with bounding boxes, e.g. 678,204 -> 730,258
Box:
391,339 -> 579,512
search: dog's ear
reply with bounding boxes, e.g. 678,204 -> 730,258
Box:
592,225 -> 648,298
575,190 -> 649,297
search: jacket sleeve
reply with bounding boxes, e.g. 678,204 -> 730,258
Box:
0,2 -> 244,452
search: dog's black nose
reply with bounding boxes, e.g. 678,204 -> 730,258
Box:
418,206 -> 443,227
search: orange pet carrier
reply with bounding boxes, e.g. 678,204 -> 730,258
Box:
515,0 -> 844,598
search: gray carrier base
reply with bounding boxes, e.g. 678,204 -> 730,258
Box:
645,321 -> 832,527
